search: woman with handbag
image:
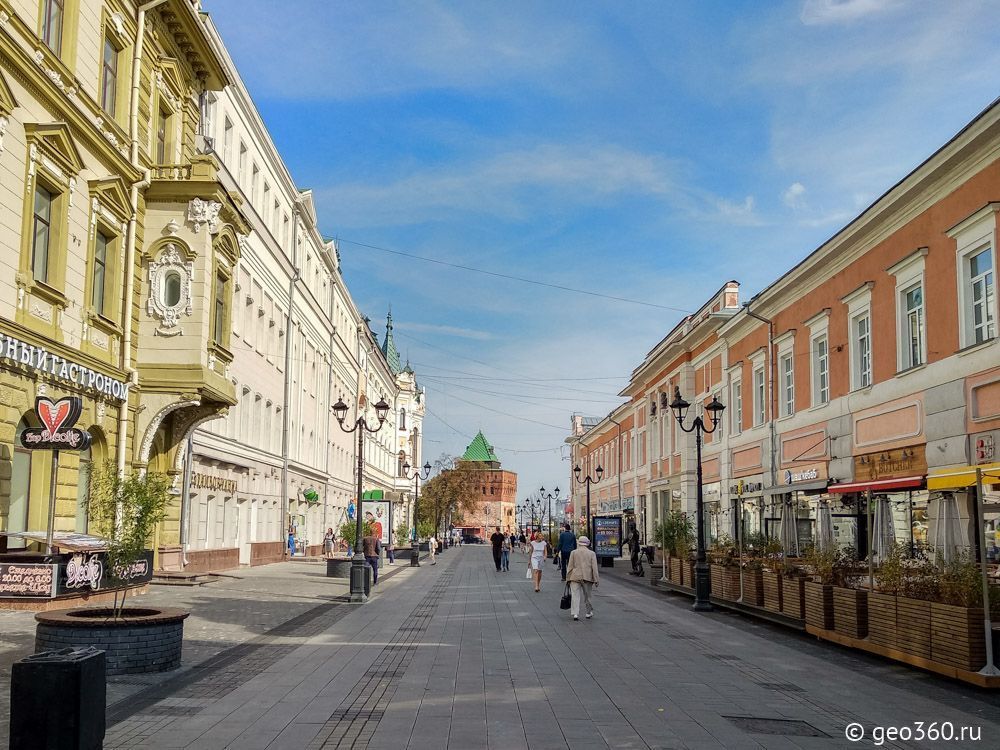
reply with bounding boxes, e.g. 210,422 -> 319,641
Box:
565,536 -> 599,620
528,531 -> 549,592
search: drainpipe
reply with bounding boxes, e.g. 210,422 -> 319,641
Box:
744,303 -> 776,525
179,433 -> 193,565
118,0 -> 167,474
280,213 -> 300,552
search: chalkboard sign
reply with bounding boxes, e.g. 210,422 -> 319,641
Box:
0,563 -> 57,598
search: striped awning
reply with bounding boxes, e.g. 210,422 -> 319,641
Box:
926,463 -> 1000,491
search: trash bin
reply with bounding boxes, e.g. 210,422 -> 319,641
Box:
10,646 -> 106,750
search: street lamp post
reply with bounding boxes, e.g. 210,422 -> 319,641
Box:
669,386 -> 725,612
402,459 -> 431,567
572,464 -> 604,544
540,486 -> 560,541
334,395 -> 390,604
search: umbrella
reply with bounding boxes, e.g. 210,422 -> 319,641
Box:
780,498 -> 799,557
932,492 -> 962,565
816,501 -> 834,552
871,495 -> 896,565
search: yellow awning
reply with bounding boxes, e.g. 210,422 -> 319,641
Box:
927,462 -> 1000,490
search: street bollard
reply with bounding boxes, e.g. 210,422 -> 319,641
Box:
10,646 -> 106,750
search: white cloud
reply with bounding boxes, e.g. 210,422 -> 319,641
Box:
800,0 -> 900,26
783,182 -> 807,208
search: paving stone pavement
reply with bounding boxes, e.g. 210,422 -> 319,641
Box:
6,547 -> 1000,748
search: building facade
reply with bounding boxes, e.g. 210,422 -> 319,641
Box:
454,431 -> 517,538
570,100 -> 1000,562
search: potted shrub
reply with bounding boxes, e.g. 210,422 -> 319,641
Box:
761,538 -> 784,614
34,461 -> 187,675
931,555 -> 987,671
803,545 -> 836,630
709,534 -> 741,601
665,512 -> 693,587
868,543 -> 905,650
832,546 -> 868,639
740,532 -> 768,607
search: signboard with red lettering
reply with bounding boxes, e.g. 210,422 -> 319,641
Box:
18,396 -> 91,451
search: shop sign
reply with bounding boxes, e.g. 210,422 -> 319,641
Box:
783,465 -> 827,484
854,445 -> 927,482
592,515 -> 622,558
190,472 -> 237,493
703,483 -> 721,501
55,550 -> 153,595
729,478 -> 764,496
18,396 -> 91,451
0,562 -> 57,598
974,433 -> 996,463
1,332 -> 129,401
599,497 -> 635,513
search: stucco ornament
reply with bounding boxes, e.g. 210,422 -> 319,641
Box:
147,243 -> 194,335
187,198 -> 221,234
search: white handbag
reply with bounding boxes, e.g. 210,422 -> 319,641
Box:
526,564 -> 532,579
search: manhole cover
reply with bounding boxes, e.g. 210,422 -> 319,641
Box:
755,681 -> 805,692
725,716 -> 828,737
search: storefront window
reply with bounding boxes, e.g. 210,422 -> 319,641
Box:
7,420 -> 33,533
75,446 -> 91,533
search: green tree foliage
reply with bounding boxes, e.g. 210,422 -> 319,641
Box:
417,454 -> 480,534
339,519 -> 373,549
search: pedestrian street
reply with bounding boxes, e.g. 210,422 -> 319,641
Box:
88,545 -> 1000,749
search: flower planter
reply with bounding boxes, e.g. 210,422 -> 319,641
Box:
762,571 -> 783,614
35,607 -> 188,675
833,587 -> 868,639
710,565 -> 741,601
781,577 -> 806,620
931,603 -> 986,671
804,581 -> 834,630
867,592 -> 897,650
669,557 -> 683,585
896,596 -> 931,660
742,569 -> 764,607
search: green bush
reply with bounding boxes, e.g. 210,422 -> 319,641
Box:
339,519 -> 373,549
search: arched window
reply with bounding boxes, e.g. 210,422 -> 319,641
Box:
397,451 -> 406,477
399,408 -> 406,430
8,419 -> 34,533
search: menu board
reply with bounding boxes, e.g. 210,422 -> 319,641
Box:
0,563 -> 57,598
593,516 -> 622,558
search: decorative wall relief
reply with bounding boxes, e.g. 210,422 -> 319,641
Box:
147,243 -> 193,335
187,198 -> 221,234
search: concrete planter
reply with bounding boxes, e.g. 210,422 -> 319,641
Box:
392,548 -> 415,561
35,607 -> 188,675
326,558 -> 354,578
832,587 -> 868,638
803,581 -> 834,630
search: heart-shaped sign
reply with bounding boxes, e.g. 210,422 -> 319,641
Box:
37,397 -> 74,435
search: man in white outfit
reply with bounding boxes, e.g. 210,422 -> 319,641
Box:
564,536 -> 599,620
429,534 -> 437,564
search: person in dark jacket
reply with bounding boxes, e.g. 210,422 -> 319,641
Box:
627,522 -> 643,576
490,527 -> 505,571
557,523 -> 577,581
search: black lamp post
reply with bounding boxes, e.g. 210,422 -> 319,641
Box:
540,486 -> 560,541
402,459 -> 431,567
573,464 -> 604,544
669,386 -> 725,611
528,498 -> 542,535
334,394 -> 390,604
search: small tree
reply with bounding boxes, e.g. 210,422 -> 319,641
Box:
395,522 -> 411,546
87,460 -> 171,619
339,519 -> 373,549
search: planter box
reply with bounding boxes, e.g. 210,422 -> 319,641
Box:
669,557 -> 683,585
781,577 -> 806,620
392,548 -> 414,561
868,592 -> 897,650
686,561 -> 696,589
742,569 -> 764,607
833,587 -> 868,639
931,603 -> 986,671
35,607 -> 188,675
762,571 -> 783,614
804,582 -> 834,630
710,565 -> 741,601
896,596 -> 931,660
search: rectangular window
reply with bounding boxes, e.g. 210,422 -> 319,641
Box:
31,185 -> 53,283
853,313 -> 872,388
251,164 -> 259,204
238,142 -> 247,183
41,0 -> 64,55
263,183 -> 270,222
92,231 -> 109,315
968,247 -> 995,344
213,271 -> 226,344
780,353 -> 794,417
902,282 -> 924,368
223,118 -> 233,164
101,36 -> 118,116
730,379 -> 742,434
813,336 -> 829,406
753,366 -> 765,426
156,108 -> 168,163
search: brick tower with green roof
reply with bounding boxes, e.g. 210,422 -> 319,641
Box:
454,430 -> 517,538
461,430 -> 501,468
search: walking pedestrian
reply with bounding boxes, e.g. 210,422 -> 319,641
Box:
386,539 -> 395,565
627,522 -> 643,576
501,533 -> 511,571
323,527 -> 335,559
287,524 -> 296,557
557,523 -> 577,581
529,531 -> 549,592
519,531 -> 527,553
565,535 -> 599,620
429,533 -> 437,564
490,526 -> 505,571
363,530 -> 380,585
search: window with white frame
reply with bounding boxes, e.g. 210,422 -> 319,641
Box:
842,282 -> 874,391
813,335 -> 829,405
223,118 -> 233,164
753,365 -> 765,426
780,353 -> 794,416
730,377 -> 742,434
949,206 -> 997,348
901,283 -> 924,368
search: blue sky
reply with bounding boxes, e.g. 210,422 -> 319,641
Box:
208,0 -> 1000,510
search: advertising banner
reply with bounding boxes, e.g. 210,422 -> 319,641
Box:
592,515 -> 623,558
0,563 -> 57,598
54,549 -> 154,595
361,500 -> 391,545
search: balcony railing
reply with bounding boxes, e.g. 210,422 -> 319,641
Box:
152,163 -> 194,181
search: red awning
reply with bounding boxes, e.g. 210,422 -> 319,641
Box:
827,476 -> 925,494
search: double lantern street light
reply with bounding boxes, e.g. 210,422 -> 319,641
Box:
539,486 -> 560,539
401,459 -> 432,568
669,386 -> 725,612
572,463 -> 604,545
333,394 -> 390,604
